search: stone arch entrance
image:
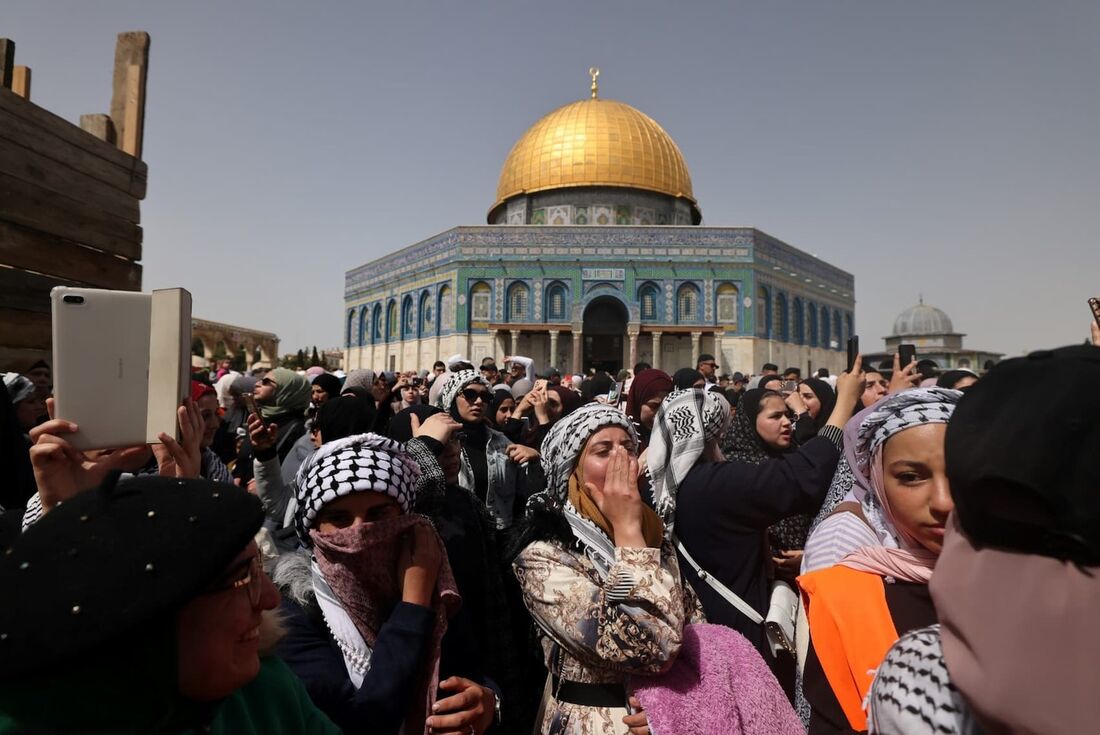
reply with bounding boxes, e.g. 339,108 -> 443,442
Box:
582,296 -> 628,373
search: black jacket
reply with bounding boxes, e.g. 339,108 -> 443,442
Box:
673,434 -> 841,660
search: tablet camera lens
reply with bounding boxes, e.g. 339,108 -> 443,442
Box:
63,295 -> 85,305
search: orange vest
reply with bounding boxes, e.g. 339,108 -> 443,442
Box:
798,566 -> 898,731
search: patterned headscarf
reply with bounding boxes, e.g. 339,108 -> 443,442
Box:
294,433 -> 421,546
648,388 -> 731,533
721,388 -> 779,464
839,388 -> 963,582
529,403 -> 640,576
433,369 -> 490,413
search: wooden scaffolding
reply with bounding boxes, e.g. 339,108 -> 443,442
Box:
0,32 -> 150,369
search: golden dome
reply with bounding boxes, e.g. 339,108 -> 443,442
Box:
490,96 -> 698,220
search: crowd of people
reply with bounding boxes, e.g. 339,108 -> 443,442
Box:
1,324 -> 1097,734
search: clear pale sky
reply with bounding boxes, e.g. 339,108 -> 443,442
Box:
7,1 -> 1099,360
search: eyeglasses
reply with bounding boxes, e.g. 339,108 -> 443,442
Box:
460,388 -> 489,404
260,378 -> 277,387
701,362 -> 718,369
206,555 -> 264,607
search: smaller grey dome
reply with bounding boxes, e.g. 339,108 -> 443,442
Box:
892,302 -> 954,336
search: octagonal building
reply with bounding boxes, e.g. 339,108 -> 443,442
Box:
344,77 -> 855,376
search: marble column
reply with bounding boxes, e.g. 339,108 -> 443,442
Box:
627,327 -> 640,372
691,331 -> 703,369
487,329 -> 499,362
548,330 -> 560,369
572,330 -> 583,375
651,331 -> 662,371
510,329 -> 521,358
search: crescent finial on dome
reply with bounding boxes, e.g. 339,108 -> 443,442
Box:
589,66 -> 600,99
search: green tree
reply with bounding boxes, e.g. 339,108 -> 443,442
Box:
296,349 -> 306,368
310,346 -> 321,367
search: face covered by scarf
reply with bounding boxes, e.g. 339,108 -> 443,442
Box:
838,387 -> 962,583
295,433 -> 459,734
530,403 -> 664,578
648,388 -> 731,535
260,367 -> 311,420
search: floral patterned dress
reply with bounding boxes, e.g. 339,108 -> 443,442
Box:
513,540 -> 702,735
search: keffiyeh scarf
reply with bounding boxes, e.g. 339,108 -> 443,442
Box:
294,433 -> 420,546
433,369 -> 490,412
528,403 -> 641,577
648,388 -> 730,533
839,388 -> 962,582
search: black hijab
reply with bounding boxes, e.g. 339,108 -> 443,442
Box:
672,368 -> 704,390
388,404 -> 444,443
316,396 -> 376,443
722,388 -> 785,464
311,373 -> 343,402
799,378 -> 837,430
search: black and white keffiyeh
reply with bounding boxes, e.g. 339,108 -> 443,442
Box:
648,388 -> 730,532
294,433 -> 420,546
528,403 -> 640,577
854,388 -> 962,478
433,369 -> 490,412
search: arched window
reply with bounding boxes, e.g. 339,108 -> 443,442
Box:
716,283 -> 739,327
677,283 -> 699,323
470,282 -> 491,322
776,293 -> 789,342
371,304 -> 382,343
821,306 -> 832,349
507,282 -> 529,321
346,309 -> 356,347
793,297 -> 805,344
756,286 -> 771,337
419,291 -> 432,337
845,313 -> 853,344
439,286 -> 454,332
833,311 -> 842,349
546,282 -> 567,321
639,282 -> 660,321
401,295 -> 415,339
386,300 -> 398,341
359,305 -> 369,345
808,303 -> 819,347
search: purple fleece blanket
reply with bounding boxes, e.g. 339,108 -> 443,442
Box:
633,623 -> 803,735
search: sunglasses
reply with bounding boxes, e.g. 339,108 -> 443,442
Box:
460,388 -> 489,404
260,377 -> 277,387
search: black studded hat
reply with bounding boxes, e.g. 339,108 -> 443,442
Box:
0,474 -> 264,679
945,344 -> 1100,565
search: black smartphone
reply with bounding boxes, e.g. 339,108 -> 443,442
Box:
898,343 -> 917,368
846,336 -> 859,373
1089,297 -> 1100,329
242,393 -> 262,420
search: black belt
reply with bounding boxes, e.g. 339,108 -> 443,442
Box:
551,676 -> 627,708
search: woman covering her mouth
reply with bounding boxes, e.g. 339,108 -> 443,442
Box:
798,387 -> 962,734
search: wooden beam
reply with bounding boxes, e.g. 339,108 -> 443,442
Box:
0,170 -> 143,260
0,307 -> 52,350
0,39 -> 12,90
0,267 -> 66,314
0,221 -> 142,290
0,135 -> 140,222
80,113 -> 116,144
109,32 -> 149,160
12,66 -> 30,99
0,90 -> 146,198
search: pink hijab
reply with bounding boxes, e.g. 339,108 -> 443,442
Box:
931,515 -> 1100,734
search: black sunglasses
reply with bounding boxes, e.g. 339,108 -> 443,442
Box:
460,388 -> 489,404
